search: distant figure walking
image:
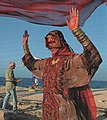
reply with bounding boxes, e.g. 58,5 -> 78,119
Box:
2,62 -> 21,112
32,75 -> 39,88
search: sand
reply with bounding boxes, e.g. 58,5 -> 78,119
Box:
0,86 -> 107,120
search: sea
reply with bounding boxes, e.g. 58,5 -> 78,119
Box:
0,77 -> 107,89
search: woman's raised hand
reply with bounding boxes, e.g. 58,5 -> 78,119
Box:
22,30 -> 29,45
66,8 -> 79,30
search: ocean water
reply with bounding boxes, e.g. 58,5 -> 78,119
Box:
0,77 -> 107,89
0,77 -> 42,88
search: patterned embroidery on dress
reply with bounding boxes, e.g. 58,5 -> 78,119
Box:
42,56 -> 67,120
52,58 -> 60,64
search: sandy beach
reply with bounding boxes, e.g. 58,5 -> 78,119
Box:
0,86 -> 107,120
93,88 -> 107,120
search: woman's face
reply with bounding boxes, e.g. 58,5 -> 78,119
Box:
46,34 -> 61,54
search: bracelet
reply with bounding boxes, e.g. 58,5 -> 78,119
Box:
86,43 -> 93,50
72,27 -> 80,34
77,35 -> 86,42
73,27 -> 86,39
79,36 -> 88,43
76,32 -> 85,38
73,29 -> 81,36
82,40 -> 91,47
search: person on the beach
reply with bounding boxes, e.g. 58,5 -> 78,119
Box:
22,8 -> 102,120
32,75 -> 39,88
2,62 -> 21,112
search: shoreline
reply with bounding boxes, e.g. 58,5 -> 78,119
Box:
0,77 -> 107,89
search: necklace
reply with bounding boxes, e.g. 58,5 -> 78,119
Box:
52,58 -> 60,64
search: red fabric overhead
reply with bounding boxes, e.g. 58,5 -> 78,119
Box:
0,0 -> 106,26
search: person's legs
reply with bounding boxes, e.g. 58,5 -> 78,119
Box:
12,88 -> 17,111
2,90 -> 11,109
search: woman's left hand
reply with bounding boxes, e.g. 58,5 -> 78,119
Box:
66,7 -> 79,30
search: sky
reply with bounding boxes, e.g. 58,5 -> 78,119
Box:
0,4 -> 107,81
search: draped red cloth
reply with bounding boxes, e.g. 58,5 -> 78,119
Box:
0,0 -> 106,26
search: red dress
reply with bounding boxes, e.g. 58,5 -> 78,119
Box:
22,52 -> 101,120
42,56 -> 78,120
41,55 -> 97,120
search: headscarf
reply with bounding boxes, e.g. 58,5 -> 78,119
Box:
45,30 -> 74,57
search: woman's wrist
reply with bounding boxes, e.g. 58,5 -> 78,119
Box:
23,44 -> 30,54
